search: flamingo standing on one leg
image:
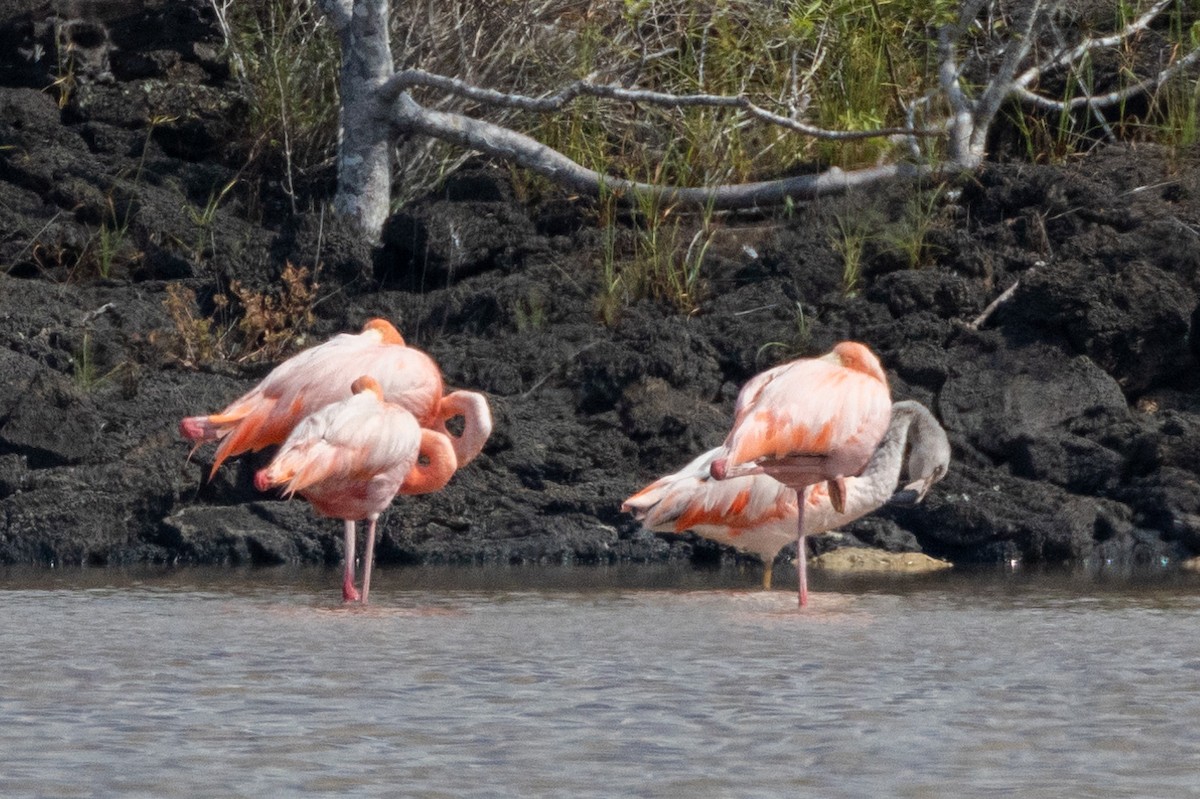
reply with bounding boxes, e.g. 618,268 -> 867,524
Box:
254,376 -> 457,604
180,318 -> 491,477
623,400 -> 950,589
707,341 -> 893,608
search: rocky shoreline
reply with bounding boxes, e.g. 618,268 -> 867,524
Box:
1,1 -> 1198,576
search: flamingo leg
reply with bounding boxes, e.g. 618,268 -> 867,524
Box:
797,532 -> 808,608
795,487 -> 809,608
342,519 -> 361,603
361,515 -> 379,606
762,559 -> 774,591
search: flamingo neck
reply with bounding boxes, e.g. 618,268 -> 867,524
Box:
436,390 -> 493,467
399,429 -> 457,495
351,375 -> 384,398
836,404 -> 921,518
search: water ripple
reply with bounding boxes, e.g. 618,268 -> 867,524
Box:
3,567 -> 1200,797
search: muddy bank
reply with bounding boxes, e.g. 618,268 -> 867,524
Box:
0,1 -> 1198,575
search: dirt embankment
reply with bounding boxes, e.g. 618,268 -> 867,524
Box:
0,1 -> 1198,574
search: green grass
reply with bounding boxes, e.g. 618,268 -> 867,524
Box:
756,302 -> 814,365
218,0 -> 340,205
72,332 -> 126,392
882,184 -> 945,269
832,212 -> 875,296
514,291 -> 548,332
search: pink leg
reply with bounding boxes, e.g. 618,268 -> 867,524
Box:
795,487 -> 809,609
342,519 -> 361,603
360,515 -> 378,605
797,533 -> 808,608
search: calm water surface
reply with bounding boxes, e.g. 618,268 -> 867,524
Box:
3,564 -> 1200,798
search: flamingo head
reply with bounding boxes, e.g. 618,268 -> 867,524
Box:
253,469 -> 275,493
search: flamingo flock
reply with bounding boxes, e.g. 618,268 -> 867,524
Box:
181,318 -> 492,604
181,321 -> 948,609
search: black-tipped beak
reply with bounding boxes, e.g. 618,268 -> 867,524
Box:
890,476 -> 934,507
889,488 -> 922,506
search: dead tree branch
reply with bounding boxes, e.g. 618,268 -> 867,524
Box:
391,93 -> 934,209
380,69 -> 945,142
311,0 -> 1200,239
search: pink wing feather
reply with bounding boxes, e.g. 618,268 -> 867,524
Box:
623,448 -> 797,561
183,324 -> 444,475
722,342 -> 891,480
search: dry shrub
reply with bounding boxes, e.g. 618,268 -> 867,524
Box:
157,262 -> 318,369
159,283 -> 222,368
228,262 -> 318,362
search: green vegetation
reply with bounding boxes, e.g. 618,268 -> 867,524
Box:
216,0 -> 340,208
182,177 -> 240,267
832,211 -> 875,297
528,0 -> 959,188
206,0 -> 1198,319
514,291 -> 548,333
72,331 -> 127,392
756,302 -> 814,365
881,184 -> 945,270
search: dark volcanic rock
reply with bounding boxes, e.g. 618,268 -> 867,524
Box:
378,194 -> 539,289
998,259 -> 1193,396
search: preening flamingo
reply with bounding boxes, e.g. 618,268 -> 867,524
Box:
254,376 -> 457,604
180,318 -> 491,477
707,341 -> 893,607
623,400 -> 950,590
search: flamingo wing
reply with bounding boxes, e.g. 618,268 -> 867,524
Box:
623,448 -> 796,547
724,351 -> 891,478
260,393 -> 422,496
194,338 -> 442,475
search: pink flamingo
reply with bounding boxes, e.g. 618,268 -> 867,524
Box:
623,400 -> 950,591
180,318 -> 491,478
254,376 -> 457,604
706,341 -> 893,607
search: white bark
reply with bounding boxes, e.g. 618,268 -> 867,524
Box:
319,0 -> 393,240
390,93 -> 934,210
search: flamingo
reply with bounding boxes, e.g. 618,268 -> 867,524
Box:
707,341 -> 893,607
254,375 -> 457,604
623,400 -> 950,591
180,318 -> 491,478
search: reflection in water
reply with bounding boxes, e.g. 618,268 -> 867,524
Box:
2,564 -> 1200,798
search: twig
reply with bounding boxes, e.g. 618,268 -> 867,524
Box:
1013,0 -> 1175,92
520,341 -> 601,399
968,266 -> 1039,330
1014,47 -> 1200,111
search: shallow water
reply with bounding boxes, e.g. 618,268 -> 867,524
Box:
3,564 -> 1200,798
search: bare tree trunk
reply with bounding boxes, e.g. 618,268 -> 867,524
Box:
319,0 -> 394,240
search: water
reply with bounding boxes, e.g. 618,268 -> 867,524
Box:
3,564 -> 1200,798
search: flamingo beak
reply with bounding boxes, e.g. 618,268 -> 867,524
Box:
889,475 -> 935,506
